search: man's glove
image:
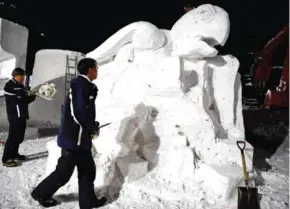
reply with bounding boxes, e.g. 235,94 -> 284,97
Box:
26,90 -> 36,97
91,121 -> 100,139
95,121 -> 100,129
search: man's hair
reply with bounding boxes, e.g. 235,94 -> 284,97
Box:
77,58 -> 97,75
184,4 -> 193,8
11,67 -> 25,77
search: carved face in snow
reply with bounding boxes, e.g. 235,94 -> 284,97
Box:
171,4 -> 230,59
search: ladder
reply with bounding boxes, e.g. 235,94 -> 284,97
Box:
64,55 -> 79,104
242,73 -> 260,109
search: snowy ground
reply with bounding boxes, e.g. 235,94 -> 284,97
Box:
0,109 -> 288,209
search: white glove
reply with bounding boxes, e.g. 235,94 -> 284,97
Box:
26,91 -> 35,97
91,129 -> 100,139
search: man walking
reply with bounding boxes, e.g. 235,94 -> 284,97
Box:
31,58 -> 107,208
2,68 -> 36,167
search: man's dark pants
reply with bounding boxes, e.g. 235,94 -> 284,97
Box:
2,118 -> 26,163
32,148 -> 97,209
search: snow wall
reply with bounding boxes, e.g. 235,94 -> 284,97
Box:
28,50 -> 85,128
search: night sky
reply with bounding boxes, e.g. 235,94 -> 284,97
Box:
0,0 -> 288,74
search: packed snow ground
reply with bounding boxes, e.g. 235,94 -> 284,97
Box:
0,129 -> 288,209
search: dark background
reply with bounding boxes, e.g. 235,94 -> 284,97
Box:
0,0 -> 289,75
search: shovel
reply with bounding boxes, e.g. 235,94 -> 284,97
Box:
237,141 -> 260,209
90,122 -> 112,140
99,122 -> 112,129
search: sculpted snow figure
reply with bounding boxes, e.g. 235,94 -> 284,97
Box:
46,4 -> 254,204
87,4 -> 254,200
87,4 -> 245,141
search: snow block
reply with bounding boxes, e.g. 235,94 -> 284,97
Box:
116,153 -> 148,182
46,140 -> 61,176
31,50 -> 85,89
46,139 -> 79,195
192,139 -> 254,172
216,139 -> 253,170
142,141 -> 159,164
0,18 -> 28,69
24,127 -> 39,140
0,58 -> 16,79
195,163 -> 255,200
0,20 -> 27,130
46,138 -> 120,195
29,50 -> 85,128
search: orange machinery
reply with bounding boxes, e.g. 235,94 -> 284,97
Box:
253,24 -> 289,108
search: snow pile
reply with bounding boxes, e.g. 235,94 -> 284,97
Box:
45,4 -> 253,207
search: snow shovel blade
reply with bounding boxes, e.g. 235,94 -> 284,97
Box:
238,186 -> 260,209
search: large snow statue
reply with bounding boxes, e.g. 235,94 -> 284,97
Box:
46,4 -> 254,204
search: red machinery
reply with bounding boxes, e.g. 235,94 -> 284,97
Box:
253,24 -> 289,109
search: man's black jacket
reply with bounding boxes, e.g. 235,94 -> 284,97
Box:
57,75 -> 99,151
4,78 -> 36,120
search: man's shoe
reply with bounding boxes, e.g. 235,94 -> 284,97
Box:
14,154 -> 27,161
37,198 -> 59,208
3,159 -> 21,167
31,192 -> 59,208
93,197 -> 107,208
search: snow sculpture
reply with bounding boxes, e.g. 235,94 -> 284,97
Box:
46,4 -> 254,204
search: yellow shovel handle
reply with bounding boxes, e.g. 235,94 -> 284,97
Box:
237,141 -> 249,187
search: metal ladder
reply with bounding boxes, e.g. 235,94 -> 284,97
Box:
242,73 -> 260,108
64,55 -> 78,104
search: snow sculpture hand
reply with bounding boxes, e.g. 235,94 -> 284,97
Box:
38,83 -> 57,100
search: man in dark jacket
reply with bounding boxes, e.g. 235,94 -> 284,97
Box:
2,68 -> 36,167
31,58 -> 107,209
